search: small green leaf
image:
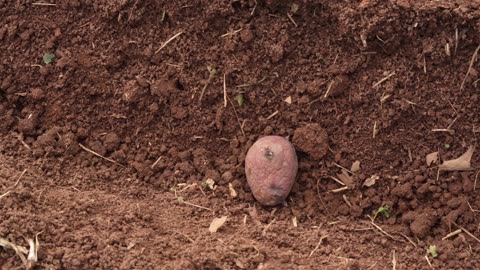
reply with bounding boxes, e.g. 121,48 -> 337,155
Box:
372,205 -> 391,222
378,205 -> 390,218
177,196 -> 184,202
427,245 -> 438,257
235,93 -> 244,106
43,53 -> 55,64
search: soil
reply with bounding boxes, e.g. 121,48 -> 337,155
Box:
1,0 -> 480,269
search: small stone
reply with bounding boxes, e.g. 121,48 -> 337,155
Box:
122,80 -> 143,103
222,171 -> 234,182
240,28 -> 254,43
328,75 -> 350,97
19,30 -> 31,40
39,66 -> 49,76
269,44 -> 284,63
29,88 -> 45,100
103,132 -> 120,152
135,76 -> 150,88
150,78 -> 177,97
88,140 -> 107,156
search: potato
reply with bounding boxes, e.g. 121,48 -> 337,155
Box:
245,136 -> 298,206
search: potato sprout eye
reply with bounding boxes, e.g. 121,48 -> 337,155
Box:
263,147 -> 274,159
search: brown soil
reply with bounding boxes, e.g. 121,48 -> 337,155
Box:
1,0 -> 480,269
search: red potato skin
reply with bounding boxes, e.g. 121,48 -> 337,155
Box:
245,136 -> 298,206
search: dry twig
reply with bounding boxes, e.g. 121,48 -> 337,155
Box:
370,222 -> 403,243
198,66 -> 216,103
180,199 -> 213,212
460,44 -> 480,90
425,255 -> 433,269
392,250 -> 397,270
155,31 -> 184,54
221,28 -> 242,37
308,235 -> 328,258
151,156 -> 162,169
262,218 -> 276,236
223,73 -> 227,108
287,13 -> 298,27
227,97 -> 246,136
442,229 -> 462,241
331,186 -> 349,193
329,176 -> 346,186
0,191 -> 11,200
474,170 -> 479,190
266,111 -> 279,120
14,169 -> 27,187
453,222 -> 480,243
398,232 -> 417,248
373,72 -> 395,88
79,143 -> 122,166
32,2 -> 56,6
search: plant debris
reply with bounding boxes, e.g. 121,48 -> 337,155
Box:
337,169 -> 354,188
426,151 -> 439,166
228,183 -> 237,198
203,178 -> 216,190
0,234 -> 40,269
235,93 -> 244,106
363,175 -> 379,187
208,216 -> 228,233
351,161 -> 361,172
427,245 -> 438,257
42,53 -> 55,64
439,146 -> 475,171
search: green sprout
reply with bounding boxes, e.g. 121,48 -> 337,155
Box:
427,245 -> 438,257
372,205 -> 390,222
202,181 -> 210,190
235,93 -> 244,106
177,196 -> 184,202
42,53 -> 55,64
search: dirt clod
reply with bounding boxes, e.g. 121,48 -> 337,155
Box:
292,124 -> 329,160
409,210 -> 438,239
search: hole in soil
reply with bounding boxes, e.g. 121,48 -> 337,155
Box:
231,1 -> 242,11
175,79 -> 185,90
